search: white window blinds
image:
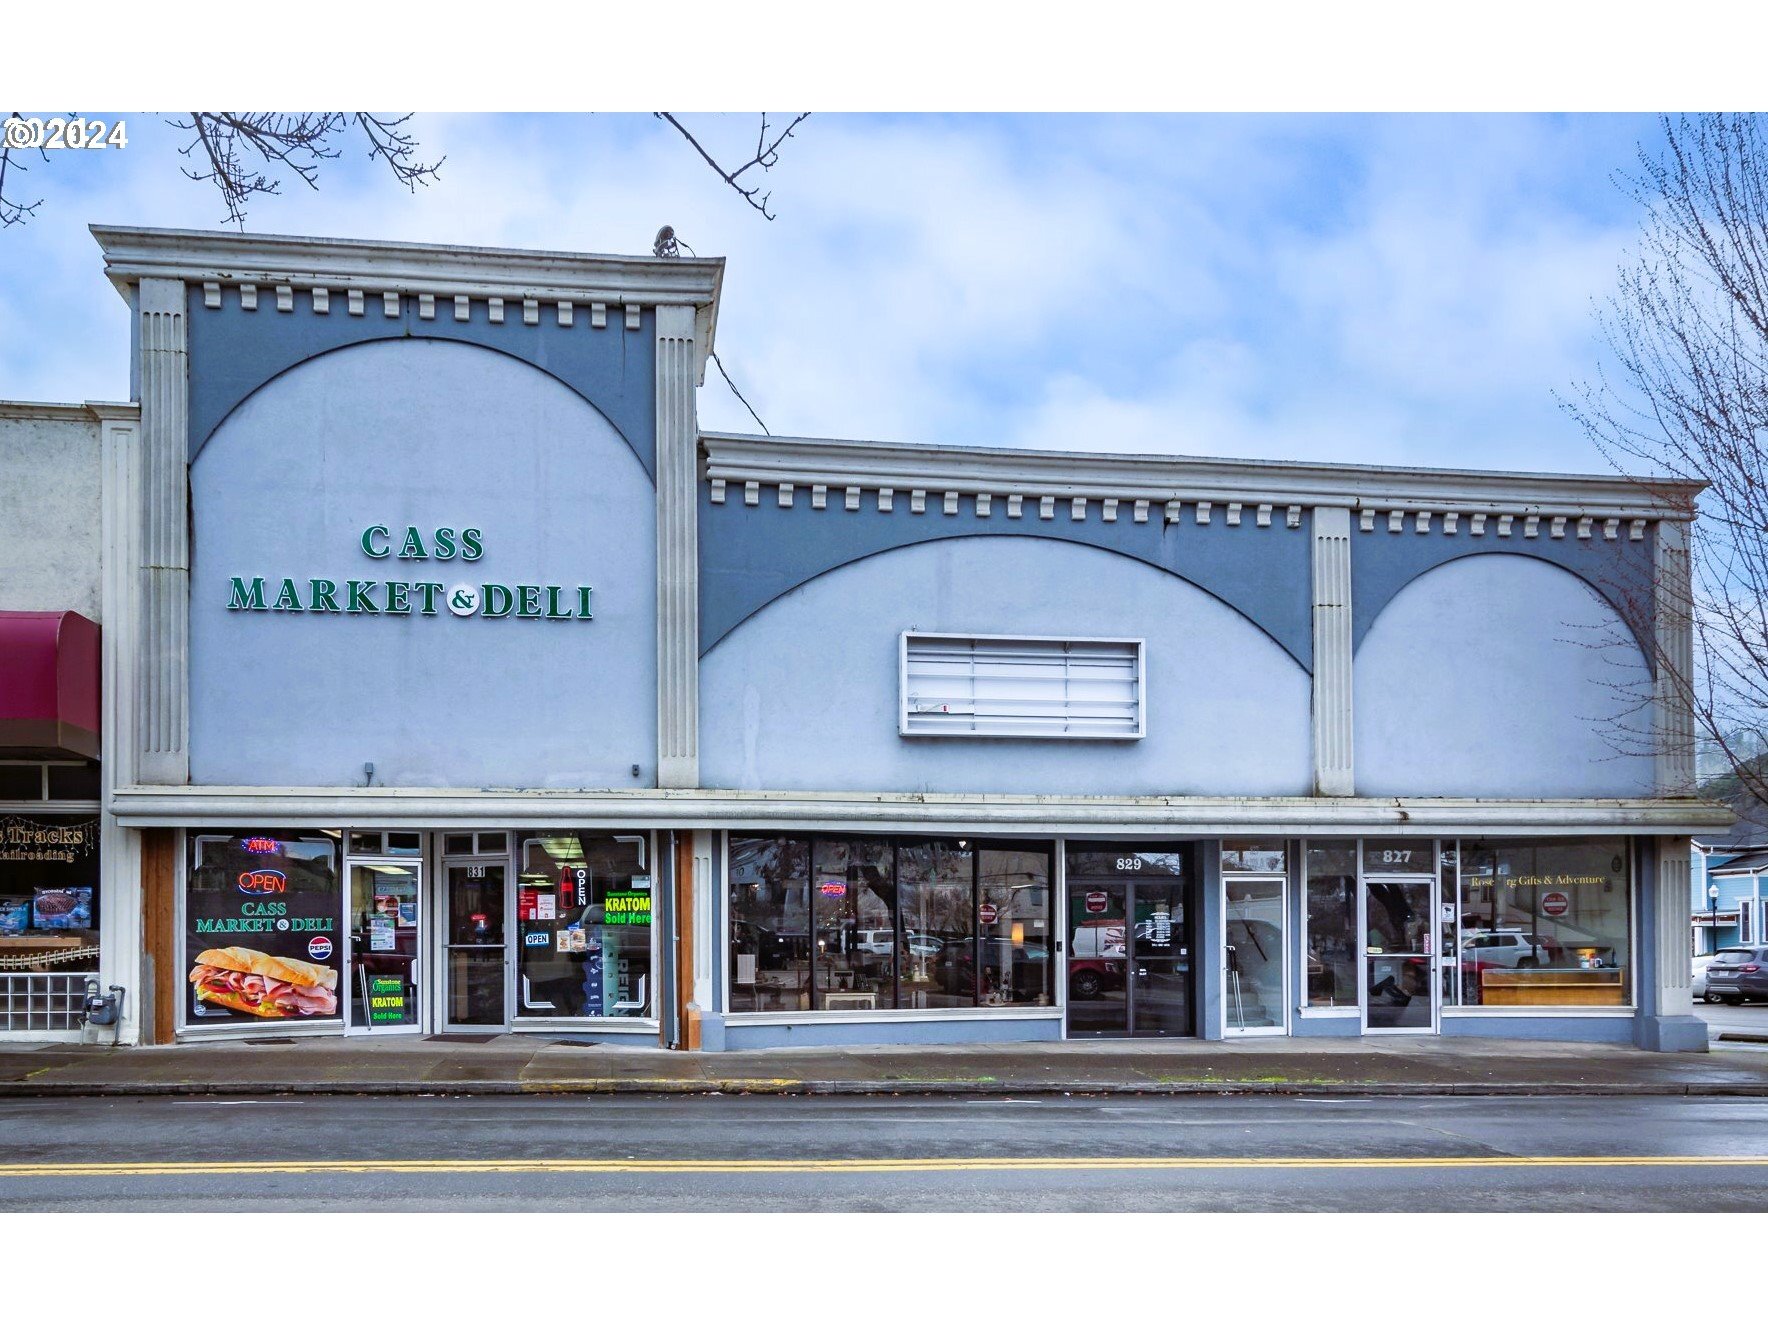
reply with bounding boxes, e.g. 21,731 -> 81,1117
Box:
900,634 -> 1144,739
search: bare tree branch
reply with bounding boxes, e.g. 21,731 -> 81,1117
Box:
168,112 -> 443,227
1564,113 -> 1768,813
0,113 -> 46,228
654,112 -> 810,220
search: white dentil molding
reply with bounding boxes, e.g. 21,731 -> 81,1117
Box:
92,225 -> 725,384
703,432 -> 1700,522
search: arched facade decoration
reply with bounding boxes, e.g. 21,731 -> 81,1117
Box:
701,535 -> 1313,796
1354,552 -> 1656,798
188,339 -> 659,788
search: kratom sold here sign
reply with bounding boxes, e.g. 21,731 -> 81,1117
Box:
225,524 -> 594,622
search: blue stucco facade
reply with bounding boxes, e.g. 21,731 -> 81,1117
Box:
66,225 -> 1725,1053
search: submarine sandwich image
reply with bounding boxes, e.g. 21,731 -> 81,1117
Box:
189,946 -> 338,1017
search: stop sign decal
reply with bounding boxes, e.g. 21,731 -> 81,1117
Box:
1086,891 -> 1109,914
1541,891 -> 1570,918
979,902 -> 998,924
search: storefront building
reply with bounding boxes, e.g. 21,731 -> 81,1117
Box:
0,225 -> 1728,1050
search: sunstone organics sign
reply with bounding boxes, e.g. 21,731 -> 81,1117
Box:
225,524 -> 594,621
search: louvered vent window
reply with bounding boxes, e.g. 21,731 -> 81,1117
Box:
900,634 -> 1145,739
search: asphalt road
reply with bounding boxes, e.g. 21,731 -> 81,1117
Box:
1700,999 -> 1768,1043
3,1093 -> 1767,1211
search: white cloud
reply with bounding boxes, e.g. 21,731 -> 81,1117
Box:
0,112 -> 1654,478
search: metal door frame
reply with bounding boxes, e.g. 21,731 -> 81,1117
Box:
342,851 -> 426,1036
1123,878 -> 1194,1038
1061,855 -> 1196,1040
1359,868 -> 1440,1035
435,847 -> 515,1034
1222,872 -> 1289,1037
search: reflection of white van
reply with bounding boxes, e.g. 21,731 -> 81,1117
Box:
855,930 -> 895,955
1070,920 -> 1127,960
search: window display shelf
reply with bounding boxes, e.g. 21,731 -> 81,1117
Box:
1479,968 -> 1625,1007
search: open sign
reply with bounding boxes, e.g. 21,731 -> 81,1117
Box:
236,869 -> 287,895
818,881 -> 847,898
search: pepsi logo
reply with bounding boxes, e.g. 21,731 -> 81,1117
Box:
307,936 -> 333,961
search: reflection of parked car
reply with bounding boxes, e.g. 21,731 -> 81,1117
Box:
1694,953 -> 1714,1002
1461,930 -> 1552,968
1706,947 -> 1768,1004
1068,919 -> 1126,1000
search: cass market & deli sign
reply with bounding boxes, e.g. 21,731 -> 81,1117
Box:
225,524 -> 594,622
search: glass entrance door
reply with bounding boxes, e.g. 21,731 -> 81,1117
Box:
348,860 -> 421,1032
1065,876 -> 1193,1037
444,860 -> 507,1029
1225,875 -> 1287,1034
1364,874 -> 1437,1032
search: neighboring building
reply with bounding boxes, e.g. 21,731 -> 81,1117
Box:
0,225 -> 1730,1052
1693,842 -> 1768,954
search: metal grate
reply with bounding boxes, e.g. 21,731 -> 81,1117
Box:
902,634 -> 1143,738
1,973 -> 89,1032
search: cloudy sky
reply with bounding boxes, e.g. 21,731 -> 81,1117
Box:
0,112 -> 1665,474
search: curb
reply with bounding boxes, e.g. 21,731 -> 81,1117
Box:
3,1078 -> 1766,1099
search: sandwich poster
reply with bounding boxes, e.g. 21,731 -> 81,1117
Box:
186,834 -> 342,1023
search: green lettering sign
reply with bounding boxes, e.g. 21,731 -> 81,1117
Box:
227,576 -> 267,611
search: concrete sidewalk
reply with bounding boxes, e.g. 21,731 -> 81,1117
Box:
5,1035 -> 1768,1098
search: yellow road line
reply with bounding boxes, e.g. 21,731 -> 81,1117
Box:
2,1155 -> 1767,1178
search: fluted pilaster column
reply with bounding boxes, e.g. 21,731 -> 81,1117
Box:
655,304 -> 699,788
1311,506 -> 1354,796
1654,519 -> 1696,796
137,278 -> 189,784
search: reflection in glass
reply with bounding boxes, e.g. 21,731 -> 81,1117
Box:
1064,844 -> 1193,1037
349,861 -> 420,1029
445,862 -> 505,1026
1226,876 -> 1284,1031
729,837 -> 811,1012
1365,876 -> 1433,1030
1131,882 -> 1190,1036
812,839 -> 894,1010
1066,881 -> 1129,1036
1304,841 -> 1357,1008
733,837 -> 1053,1013
516,832 -> 651,1019
899,842 -> 975,1008
1223,840 -> 1287,874
977,847 -> 1052,1006
1453,837 -> 1630,1007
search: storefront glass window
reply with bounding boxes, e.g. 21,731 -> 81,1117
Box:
1451,837 -> 1630,1007
731,836 -> 1054,1014
898,841 -> 976,1008
0,814 -> 102,1004
978,846 -> 1052,1007
729,836 -> 811,1012
1223,840 -> 1287,873
186,831 -> 340,1026
1304,840 -> 1357,1009
1362,839 -> 1434,875
516,832 -> 653,1019
812,838 -> 894,1010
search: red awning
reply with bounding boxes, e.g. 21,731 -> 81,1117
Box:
0,611 -> 100,759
